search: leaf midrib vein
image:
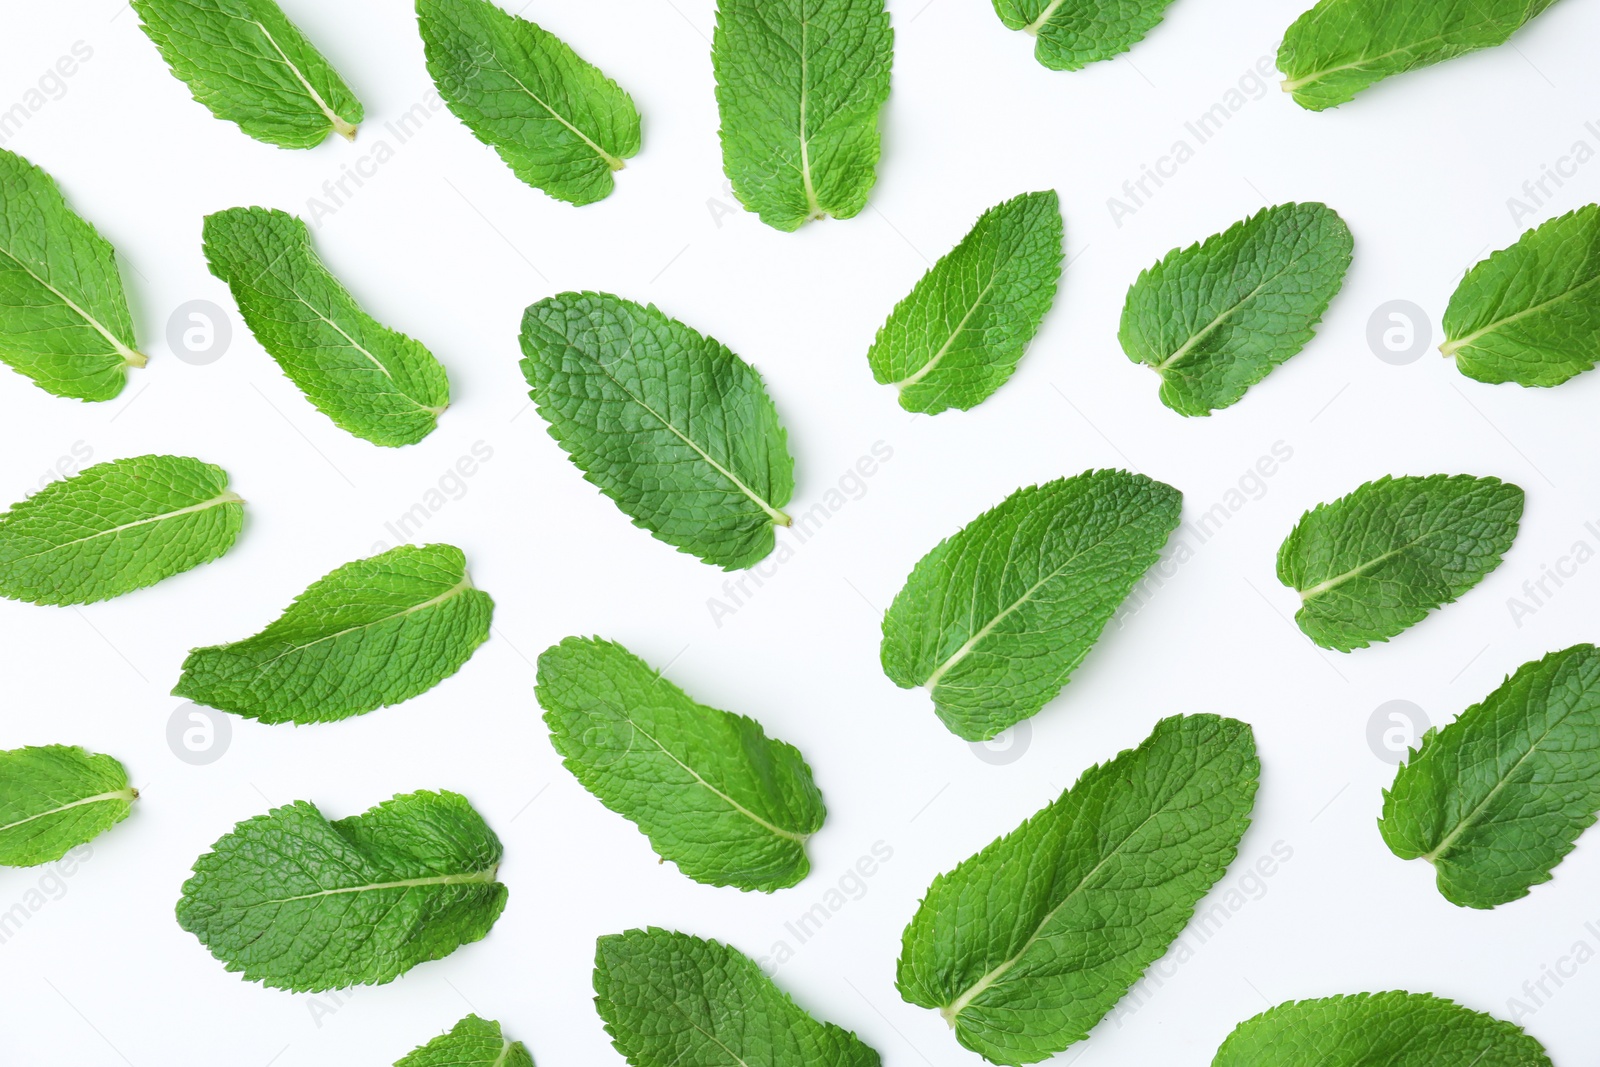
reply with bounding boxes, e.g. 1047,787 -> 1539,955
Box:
237,865 -> 499,909
923,516 -> 1148,692
1442,269 -> 1600,357
582,353 -> 791,527
941,778 -> 1208,1022
0,788 -> 136,836
224,574 -> 476,681
1,490 -> 242,566
0,244 -> 142,366
617,712 -> 810,844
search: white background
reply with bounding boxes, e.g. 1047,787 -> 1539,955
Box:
1,0 -> 1598,1063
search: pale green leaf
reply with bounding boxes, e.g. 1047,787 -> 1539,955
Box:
132,0 -> 363,147
0,147 -> 143,401
1120,202 -> 1352,416
992,0 -> 1183,71
868,191 -> 1062,414
0,455 -> 243,606
174,543 -> 493,724
1212,992 -> 1551,1066
176,789 -> 507,992
0,746 -> 136,867
595,928 -> 880,1066
1278,0 -> 1564,111
881,470 -> 1181,741
418,0 -> 640,206
396,1015 -> 534,1067
1443,204 -> 1600,387
898,715 -> 1259,1066
1381,643 -> 1600,908
519,291 -> 794,570
536,636 -> 824,892
1276,474 -> 1524,651
712,0 -> 893,231
203,207 -> 450,447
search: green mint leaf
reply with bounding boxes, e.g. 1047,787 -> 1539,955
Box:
898,715 -> 1258,1066
174,544 -> 492,725
396,1015 -> 534,1067
176,789 -> 506,992
1380,643 -> 1600,909
1212,991 -> 1551,1066
417,0 -> 640,206
0,745 -> 136,867
595,928 -> 880,1066
880,470 -> 1181,741
1442,203 -> 1600,387
519,292 -> 795,570
0,454 -> 243,606
132,0 -> 363,148
868,191 -> 1063,415
0,148 -> 144,402
535,636 -> 824,892
1276,474 -> 1524,652
1119,202 -> 1352,417
203,207 -> 450,447
1277,0 -> 1562,111
712,0 -> 893,231
992,0 -> 1183,71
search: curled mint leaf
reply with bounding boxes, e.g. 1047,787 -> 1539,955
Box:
898,715 -> 1259,1065
595,928 -> 880,1066
203,207 -> 450,447
176,789 -> 507,992
1277,0 -> 1564,111
132,0 -> 363,148
417,0 -> 640,206
174,544 -> 493,724
868,190 -> 1063,415
1212,991 -> 1551,1066
0,455 -> 243,606
713,0 -> 893,231
519,291 -> 794,570
1276,474 -> 1524,651
0,147 -> 144,401
536,636 -> 824,892
992,0 -> 1183,71
1442,204 -> 1600,387
1381,643 -> 1600,909
0,745 -> 136,867
1120,202 -> 1352,416
881,470 -> 1181,741
396,1015 -> 534,1067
